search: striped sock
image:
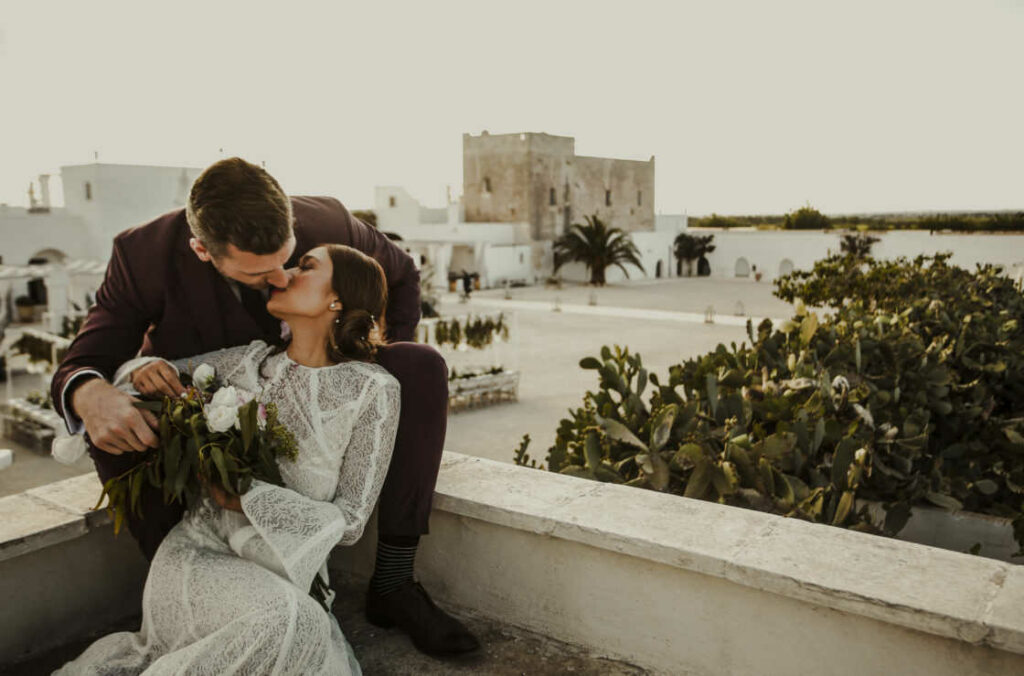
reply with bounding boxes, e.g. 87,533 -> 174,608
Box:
369,535 -> 419,596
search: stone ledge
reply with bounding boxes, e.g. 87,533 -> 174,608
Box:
432,453 -> 1024,655
0,472 -> 107,562
27,472 -> 112,529
4,453 -> 1024,662
0,492 -> 86,563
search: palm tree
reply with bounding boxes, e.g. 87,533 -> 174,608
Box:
673,232 -> 716,276
552,215 -> 645,286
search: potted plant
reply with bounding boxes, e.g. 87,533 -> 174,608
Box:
15,295 -> 34,323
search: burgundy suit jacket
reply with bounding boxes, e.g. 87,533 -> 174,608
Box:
51,195 -> 420,425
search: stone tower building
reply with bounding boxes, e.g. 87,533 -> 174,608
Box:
462,131 -> 655,240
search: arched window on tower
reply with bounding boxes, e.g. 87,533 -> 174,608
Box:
484,177 -> 492,193
605,189 -> 611,206
85,182 -> 92,200
549,188 -> 556,205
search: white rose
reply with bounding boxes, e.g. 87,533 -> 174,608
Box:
209,386 -> 238,410
205,404 -> 238,434
192,363 -> 215,390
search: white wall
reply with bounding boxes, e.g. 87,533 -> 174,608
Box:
0,206 -> 93,265
374,185 -> 422,232
482,244 -> 534,287
387,221 -> 531,245
559,229 -> 679,284
61,163 -> 202,258
700,229 -> 1024,281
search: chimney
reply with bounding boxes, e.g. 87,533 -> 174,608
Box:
38,174 -> 51,209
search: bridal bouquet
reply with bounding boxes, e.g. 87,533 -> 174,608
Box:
95,362 -> 298,535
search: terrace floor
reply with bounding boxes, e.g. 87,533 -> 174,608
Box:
5,576 -> 648,675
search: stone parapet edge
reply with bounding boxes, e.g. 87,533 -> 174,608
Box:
3,453 -> 1022,656
431,452 -> 1024,656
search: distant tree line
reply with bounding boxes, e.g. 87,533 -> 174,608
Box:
690,205 -> 1024,232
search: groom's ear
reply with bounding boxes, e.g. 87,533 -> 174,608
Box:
189,237 -> 214,263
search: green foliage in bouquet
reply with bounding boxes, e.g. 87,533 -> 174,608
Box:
516,254 -> 1024,555
95,386 -> 298,536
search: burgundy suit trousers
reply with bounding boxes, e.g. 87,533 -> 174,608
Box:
88,342 -> 448,561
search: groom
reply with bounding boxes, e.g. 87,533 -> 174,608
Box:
50,157 -> 480,656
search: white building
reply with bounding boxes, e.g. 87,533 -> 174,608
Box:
0,162 -> 202,327
694,228 -> 1024,283
556,213 -> 689,284
1,163 -> 202,265
376,186 -> 541,290
376,185 -> 690,289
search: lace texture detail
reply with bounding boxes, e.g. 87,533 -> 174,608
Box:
57,340 -> 401,675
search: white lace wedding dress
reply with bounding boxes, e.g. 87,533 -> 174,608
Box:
54,339 -> 401,676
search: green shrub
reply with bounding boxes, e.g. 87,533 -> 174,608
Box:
517,254 -> 1024,554
692,213 -> 746,229
782,205 -> 832,230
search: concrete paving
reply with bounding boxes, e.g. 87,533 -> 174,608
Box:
471,275 -> 797,318
0,368 -> 94,498
441,277 -> 795,467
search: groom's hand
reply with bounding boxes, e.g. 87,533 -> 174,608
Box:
72,379 -> 160,455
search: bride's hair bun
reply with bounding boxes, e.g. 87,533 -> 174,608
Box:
325,245 -> 388,362
330,308 -> 381,361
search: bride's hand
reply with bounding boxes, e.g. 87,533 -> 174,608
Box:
131,361 -> 186,398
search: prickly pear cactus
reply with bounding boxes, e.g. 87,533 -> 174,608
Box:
515,254 -> 1024,555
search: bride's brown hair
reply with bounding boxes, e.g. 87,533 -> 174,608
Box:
259,245 -> 388,375
324,244 -> 388,362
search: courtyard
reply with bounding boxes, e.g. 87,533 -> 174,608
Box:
440,276 -> 794,466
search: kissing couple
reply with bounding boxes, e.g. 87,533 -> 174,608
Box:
50,157 -> 479,674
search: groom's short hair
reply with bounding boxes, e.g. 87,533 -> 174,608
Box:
186,157 -> 294,258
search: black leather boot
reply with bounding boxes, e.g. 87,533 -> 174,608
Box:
365,580 -> 481,656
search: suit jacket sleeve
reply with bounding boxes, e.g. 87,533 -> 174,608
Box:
50,235 -> 158,423
329,199 -> 421,342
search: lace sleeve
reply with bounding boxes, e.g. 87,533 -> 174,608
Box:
168,342 -> 260,383
110,341 -> 262,391
333,371 -> 401,546
235,370 -> 401,591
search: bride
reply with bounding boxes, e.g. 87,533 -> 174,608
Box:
55,244 -> 401,675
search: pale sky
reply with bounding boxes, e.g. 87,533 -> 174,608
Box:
1,0 -> 1021,216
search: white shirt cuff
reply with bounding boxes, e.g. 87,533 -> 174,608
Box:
60,369 -> 106,435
